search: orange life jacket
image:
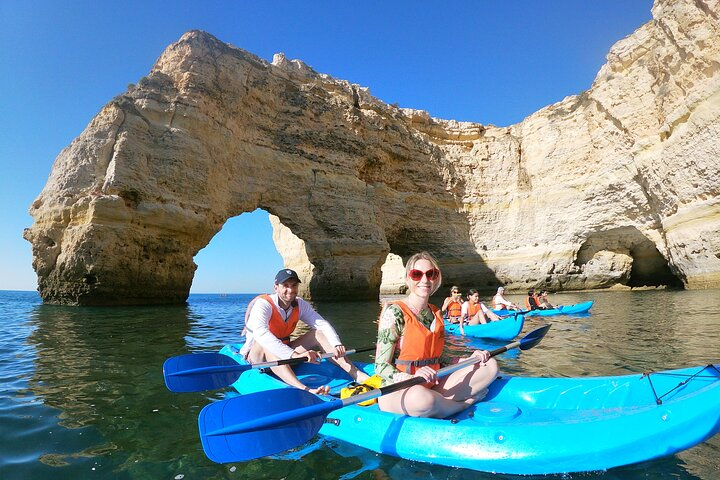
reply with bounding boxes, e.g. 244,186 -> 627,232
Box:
525,295 -> 540,310
446,299 -> 462,318
466,302 -> 481,320
248,294 -> 300,344
391,301 -> 445,374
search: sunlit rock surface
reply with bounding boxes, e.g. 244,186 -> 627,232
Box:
25,0 -> 720,304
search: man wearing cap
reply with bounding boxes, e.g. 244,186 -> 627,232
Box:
239,268 -> 368,394
492,287 -> 520,311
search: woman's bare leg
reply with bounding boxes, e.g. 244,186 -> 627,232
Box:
377,384 -> 475,418
434,358 -> 498,401
467,310 -> 488,325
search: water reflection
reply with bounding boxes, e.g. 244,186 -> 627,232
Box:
23,303 -> 217,478
8,289 -> 720,479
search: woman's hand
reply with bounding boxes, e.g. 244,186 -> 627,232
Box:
413,366 -> 438,385
470,349 -> 491,364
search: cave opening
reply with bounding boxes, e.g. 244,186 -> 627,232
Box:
576,227 -> 683,289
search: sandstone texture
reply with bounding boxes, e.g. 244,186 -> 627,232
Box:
25,0 -> 720,304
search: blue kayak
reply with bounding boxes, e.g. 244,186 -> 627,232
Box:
444,314 -> 524,341
219,348 -> 720,475
494,300 -> 594,317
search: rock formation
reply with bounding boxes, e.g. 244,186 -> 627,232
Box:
25,0 -> 720,305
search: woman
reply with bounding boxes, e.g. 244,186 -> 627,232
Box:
374,252 -> 498,418
460,289 -> 501,334
440,286 -> 463,323
537,290 -> 556,309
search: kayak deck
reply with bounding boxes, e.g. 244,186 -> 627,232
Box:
230,356 -> 720,475
494,300 -> 594,317
444,314 -> 524,341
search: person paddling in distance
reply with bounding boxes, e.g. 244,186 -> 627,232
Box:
374,252 -> 498,418
493,286 -> 519,311
441,286 -> 463,323
239,268 -> 369,395
459,289 -> 502,334
525,290 -> 541,310
537,290 -> 556,309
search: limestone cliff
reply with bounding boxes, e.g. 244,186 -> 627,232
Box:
25,0 -> 720,304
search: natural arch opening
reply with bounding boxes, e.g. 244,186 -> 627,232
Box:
380,253 -> 407,295
574,227 -> 683,289
191,209 -> 283,294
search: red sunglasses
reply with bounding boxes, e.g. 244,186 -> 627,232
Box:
408,268 -> 440,281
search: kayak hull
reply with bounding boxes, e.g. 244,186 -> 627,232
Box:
444,314 -> 524,341
222,351 -> 720,475
494,300 -> 594,317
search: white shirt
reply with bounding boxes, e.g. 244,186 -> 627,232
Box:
239,294 -> 342,360
493,293 -> 514,309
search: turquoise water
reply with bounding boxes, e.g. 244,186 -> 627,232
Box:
1,289 -> 719,479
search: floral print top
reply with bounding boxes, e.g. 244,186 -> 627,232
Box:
375,302 -> 439,385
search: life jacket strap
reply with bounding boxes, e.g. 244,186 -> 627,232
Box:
395,357 -> 440,368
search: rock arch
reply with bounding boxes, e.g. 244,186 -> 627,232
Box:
25,2 -> 720,305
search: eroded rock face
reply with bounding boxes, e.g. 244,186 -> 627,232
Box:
25,0 -> 720,304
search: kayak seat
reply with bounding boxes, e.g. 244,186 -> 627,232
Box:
469,401 -> 521,422
296,373 -> 336,389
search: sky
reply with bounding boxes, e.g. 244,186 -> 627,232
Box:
0,0 -> 653,294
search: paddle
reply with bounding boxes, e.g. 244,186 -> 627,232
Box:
498,309 -> 530,319
163,345 -> 375,393
198,324 -> 551,463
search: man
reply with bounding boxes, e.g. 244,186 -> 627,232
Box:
239,268 -> 368,394
492,287 -> 520,311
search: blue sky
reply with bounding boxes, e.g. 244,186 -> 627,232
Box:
0,1 -> 653,293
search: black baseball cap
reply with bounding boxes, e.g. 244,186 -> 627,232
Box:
275,268 -> 301,284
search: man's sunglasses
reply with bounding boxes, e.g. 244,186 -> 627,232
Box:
408,268 -> 440,281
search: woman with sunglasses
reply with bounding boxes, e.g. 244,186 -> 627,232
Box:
374,251 -> 498,418
441,286 -> 463,323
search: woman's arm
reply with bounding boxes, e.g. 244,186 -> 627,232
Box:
375,304 -> 413,385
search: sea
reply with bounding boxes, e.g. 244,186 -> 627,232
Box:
1,289 -> 719,480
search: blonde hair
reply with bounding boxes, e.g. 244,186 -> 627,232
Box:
405,251 -> 442,295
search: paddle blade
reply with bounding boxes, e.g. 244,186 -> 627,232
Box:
163,353 -> 248,392
518,324 -> 551,351
198,389 -> 329,463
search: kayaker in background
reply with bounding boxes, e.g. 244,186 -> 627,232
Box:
525,290 -> 541,310
240,268 -> 369,395
492,286 -> 520,311
459,289 -> 502,334
537,290 -> 556,309
441,286 -> 463,323
374,251 -> 498,418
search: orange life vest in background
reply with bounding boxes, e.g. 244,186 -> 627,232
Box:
525,295 -> 540,310
251,294 -> 300,344
391,301 -> 445,374
467,302 -> 481,320
447,300 -> 462,318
